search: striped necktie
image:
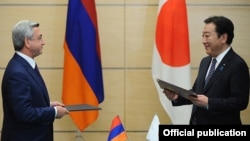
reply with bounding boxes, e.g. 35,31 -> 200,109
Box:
205,58 -> 217,86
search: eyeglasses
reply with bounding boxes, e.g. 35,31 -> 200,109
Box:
28,35 -> 43,41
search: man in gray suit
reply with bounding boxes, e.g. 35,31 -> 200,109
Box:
1,20 -> 69,141
164,16 -> 249,125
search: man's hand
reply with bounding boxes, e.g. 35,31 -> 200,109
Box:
163,89 -> 179,101
50,101 -> 69,119
188,94 -> 208,109
50,101 -> 64,107
55,106 -> 69,119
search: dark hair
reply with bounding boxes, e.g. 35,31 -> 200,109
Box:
204,16 -> 234,45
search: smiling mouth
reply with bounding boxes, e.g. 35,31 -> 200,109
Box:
204,44 -> 210,48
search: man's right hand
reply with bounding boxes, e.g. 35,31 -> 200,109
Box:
55,106 -> 69,119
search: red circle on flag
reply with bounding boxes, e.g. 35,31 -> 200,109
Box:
155,0 -> 190,67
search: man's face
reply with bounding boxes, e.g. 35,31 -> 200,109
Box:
28,27 -> 45,58
202,23 -> 227,57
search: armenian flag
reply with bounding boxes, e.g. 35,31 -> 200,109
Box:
107,115 -> 128,141
62,0 -> 104,131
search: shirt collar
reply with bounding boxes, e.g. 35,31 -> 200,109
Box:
16,51 -> 36,69
213,46 -> 231,68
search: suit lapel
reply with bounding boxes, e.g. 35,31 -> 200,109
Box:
14,54 -> 50,105
203,48 -> 234,91
27,67 -> 50,104
200,57 -> 212,89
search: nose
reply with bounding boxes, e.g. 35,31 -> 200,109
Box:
202,37 -> 207,44
41,38 -> 45,45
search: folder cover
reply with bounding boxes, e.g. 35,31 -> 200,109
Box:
65,104 -> 102,112
156,78 -> 197,99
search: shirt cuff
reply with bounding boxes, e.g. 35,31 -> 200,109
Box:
54,107 -> 57,118
206,104 -> 209,110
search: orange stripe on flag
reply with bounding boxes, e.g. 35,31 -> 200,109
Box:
62,42 -> 98,131
111,132 -> 128,141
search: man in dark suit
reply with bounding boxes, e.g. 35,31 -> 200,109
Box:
1,20 -> 69,141
164,16 -> 249,125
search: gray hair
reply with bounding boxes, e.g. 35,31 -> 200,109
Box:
12,20 -> 39,51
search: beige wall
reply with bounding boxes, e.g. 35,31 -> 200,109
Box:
0,0 -> 249,140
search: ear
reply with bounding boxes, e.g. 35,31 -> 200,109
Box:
220,33 -> 228,44
24,37 -> 31,48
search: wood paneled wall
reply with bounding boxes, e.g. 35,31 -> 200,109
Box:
0,0 -> 249,140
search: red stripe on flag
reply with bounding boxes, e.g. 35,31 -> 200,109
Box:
110,115 -> 122,130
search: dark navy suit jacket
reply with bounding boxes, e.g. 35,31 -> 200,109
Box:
173,48 -> 249,124
1,53 -> 55,141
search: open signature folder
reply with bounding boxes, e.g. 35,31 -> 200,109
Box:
156,78 -> 197,99
65,104 -> 102,112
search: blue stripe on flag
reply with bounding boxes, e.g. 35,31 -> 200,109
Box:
107,124 -> 125,141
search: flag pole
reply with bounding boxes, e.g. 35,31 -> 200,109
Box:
74,130 -> 84,141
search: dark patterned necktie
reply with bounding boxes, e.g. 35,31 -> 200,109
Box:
34,64 -> 50,103
35,64 -> 42,77
205,58 -> 217,86
34,64 -> 47,87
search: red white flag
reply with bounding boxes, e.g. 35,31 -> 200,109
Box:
152,0 -> 192,124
